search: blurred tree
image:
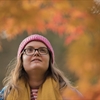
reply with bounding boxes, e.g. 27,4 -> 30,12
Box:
0,0 -> 86,44
66,33 -> 100,99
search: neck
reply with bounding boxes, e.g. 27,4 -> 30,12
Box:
28,74 -> 45,89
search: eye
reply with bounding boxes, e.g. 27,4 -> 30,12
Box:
26,47 -> 34,53
39,47 -> 48,53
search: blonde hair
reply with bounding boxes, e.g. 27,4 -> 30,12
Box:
3,53 -> 73,99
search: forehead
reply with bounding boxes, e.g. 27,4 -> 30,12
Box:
25,41 -> 47,48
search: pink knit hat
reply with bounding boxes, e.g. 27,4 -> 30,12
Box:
17,34 -> 55,64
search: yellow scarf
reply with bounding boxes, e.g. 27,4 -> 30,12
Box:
6,77 -> 62,100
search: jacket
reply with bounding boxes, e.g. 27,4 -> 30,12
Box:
0,87 -> 5,100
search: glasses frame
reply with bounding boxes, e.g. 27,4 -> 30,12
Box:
23,47 -> 49,56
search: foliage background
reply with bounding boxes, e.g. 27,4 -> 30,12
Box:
0,0 -> 100,99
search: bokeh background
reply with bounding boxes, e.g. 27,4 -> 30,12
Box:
0,0 -> 100,99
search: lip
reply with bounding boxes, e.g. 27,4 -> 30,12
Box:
31,58 -> 42,62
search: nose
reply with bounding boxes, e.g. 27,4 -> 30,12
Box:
34,49 -> 40,56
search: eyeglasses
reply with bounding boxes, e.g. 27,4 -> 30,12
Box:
23,47 -> 49,56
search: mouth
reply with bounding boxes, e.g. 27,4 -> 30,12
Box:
31,58 -> 42,62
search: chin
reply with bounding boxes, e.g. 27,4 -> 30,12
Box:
31,64 -> 48,71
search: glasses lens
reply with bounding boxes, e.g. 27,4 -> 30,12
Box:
39,47 -> 48,55
25,47 -> 34,56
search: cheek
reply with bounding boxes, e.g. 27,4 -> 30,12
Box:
44,56 -> 50,68
22,55 -> 30,67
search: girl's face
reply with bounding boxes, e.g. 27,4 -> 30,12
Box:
22,41 -> 50,75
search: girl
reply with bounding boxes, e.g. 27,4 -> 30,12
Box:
0,34 -> 83,100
